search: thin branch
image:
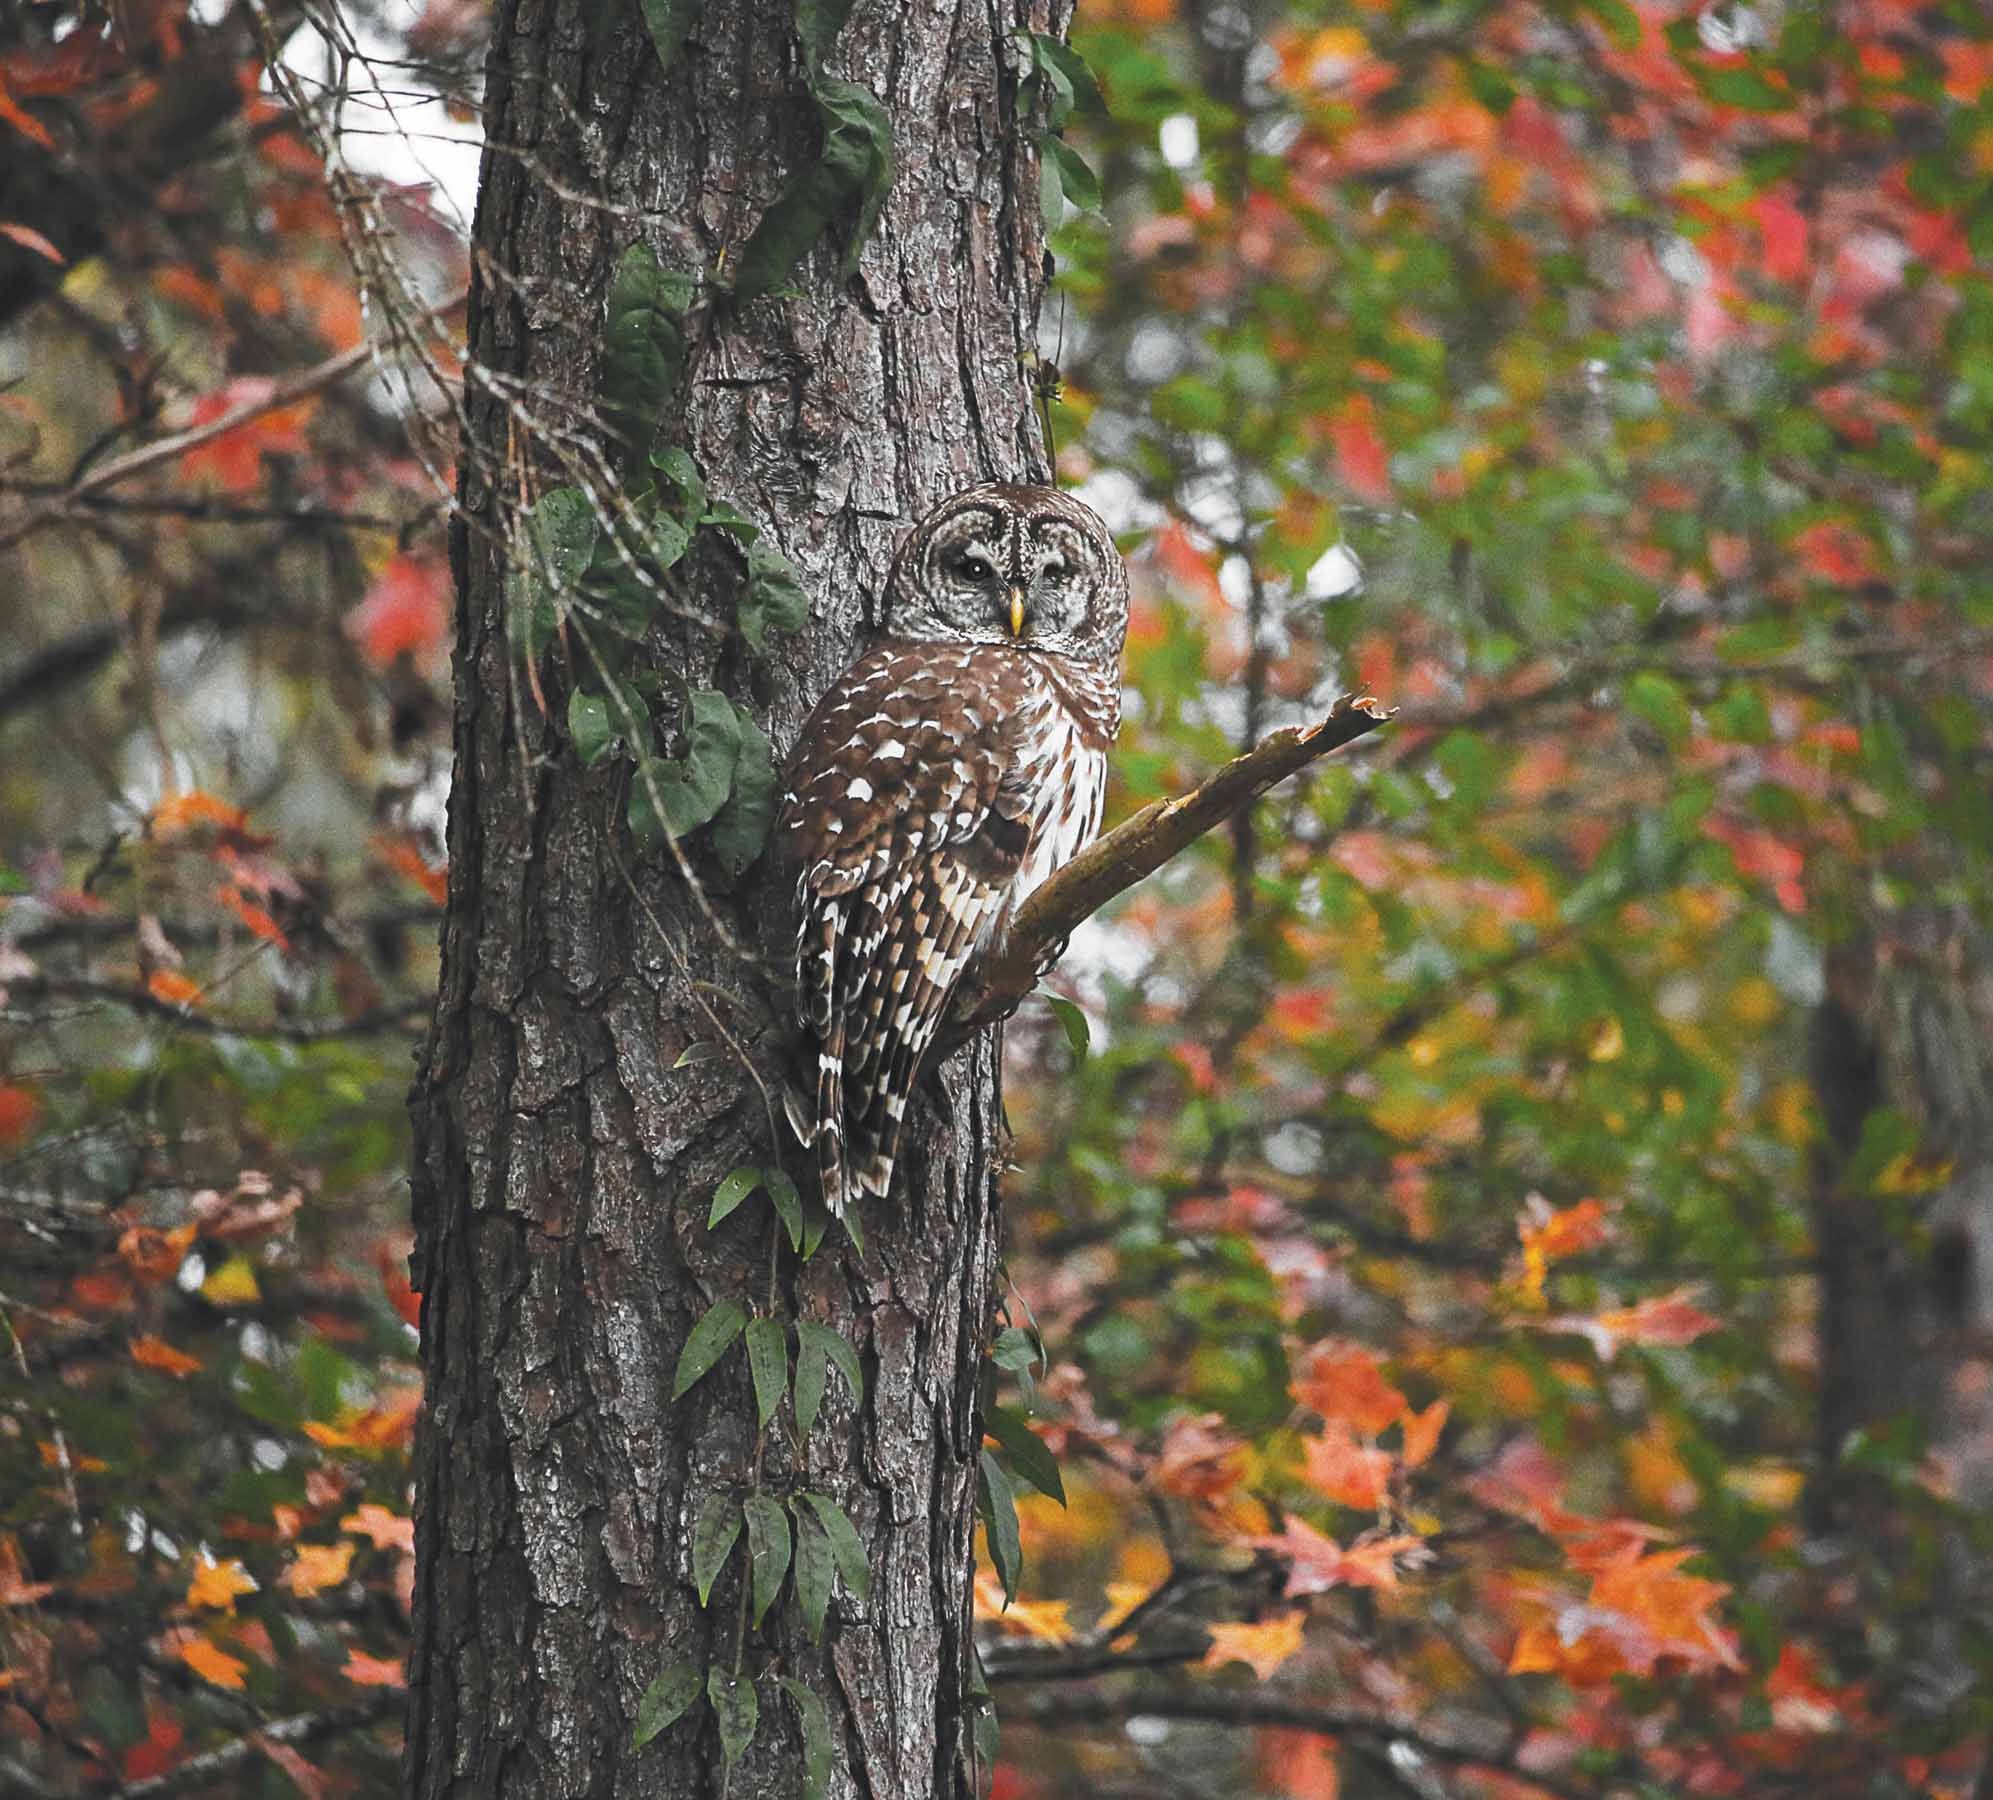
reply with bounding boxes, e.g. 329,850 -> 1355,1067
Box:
112,1694 -> 401,1798
6,979 -> 424,1043
948,693 -> 1392,1043
1009,1685 -> 1597,1800
0,292 -> 466,553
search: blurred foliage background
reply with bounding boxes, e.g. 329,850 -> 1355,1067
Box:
3,0 -> 1993,1793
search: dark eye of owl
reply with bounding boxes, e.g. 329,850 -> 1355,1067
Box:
946,549 -> 996,583
1042,557 -> 1067,580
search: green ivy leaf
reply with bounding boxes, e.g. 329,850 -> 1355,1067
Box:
977,1450 -> 1023,1604
1041,135 -> 1102,215
651,445 -> 707,521
789,1501 -> 833,1641
568,689 -> 617,768
628,690 -> 743,850
794,1323 -> 861,1442
601,243 -> 695,459
708,1166 -> 762,1228
984,1404 -> 1066,1507
743,1492 -> 793,1625
510,487 -> 597,656
709,707 -> 777,879
802,1492 -> 870,1602
638,0 -> 703,74
990,1325 -> 1040,1375
738,537 -> 810,651
777,1676 -> 835,1799
672,1296 -> 746,1399
632,1658 -> 704,1747
1029,35 -> 1104,115
691,1489 -> 742,1605
734,79 -> 894,299
744,1315 -> 789,1430
795,0 -> 859,75
708,1667 -> 759,1769
766,1169 -> 804,1253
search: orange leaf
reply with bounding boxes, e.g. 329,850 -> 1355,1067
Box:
186,1553 -> 258,1612
130,1335 -> 203,1378
215,884 -> 291,952
1151,1413 -> 1249,1506
119,1222 -> 197,1282
147,969 -> 204,1007
177,380 -> 314,493
177,1635 -> 249,1689
1258,1517 -> 1424,1597
150,789 -> 250,839
342,1648 -> 407,1688
1299,1420 -> 1391,1510
373,833 -> 449,903
1202,1610 -> 1306,1680
973,1571 -> 1075,1642
1330,394 -> 1391,504
0,1534 -> 55,1605
1292,1340 -> 1408,1436
0,72 -> 55,150
1551,1287 -> 1721,1360
1398,1399 -> 1449,1470
340,1504 -> 415,1554
1256,1727 -> 1342,1800
304,1386 -> 422,1455
282,1541 -> 355,1597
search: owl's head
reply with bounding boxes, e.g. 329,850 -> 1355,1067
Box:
883,483 -> 1128,668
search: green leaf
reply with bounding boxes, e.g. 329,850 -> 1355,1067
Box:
990,1325 -> 1040,1375
802,1492 -> 870,1601
710,708 -> 778,879
708,1165 -> 762,1228
1576,0 -> 1640,49
734,79 -> 895,299
672,1296 -> 746,1399
1697,63 -> 1792,112
738,537 -> 810,651
632,1659 -> 704,1747
744,1315 -> 789,1429
1029,34 -> 1105,115
601,242 -> 695,457
1624,670 -> 1692,750
568,689 -> 617,768
638,0 -> 703,74
512,487 -> 597,655
795,0 -> 859,74
978,1449 -> 1023,1604
794,1320 -> 861,1438
744,1492 -> 793,1625
985,1405 -> 1065,1506
628,690 -> 743,850
1041,134 -> 1102,214
691,1489 -> 742,1605
708,1667 -> 759,1769
766,1169 -> 804,1253
1042,994 -> 1089,1058
651,446 -> 707,520
790,1499 -> 834,1640
778,1675 -> 835,1800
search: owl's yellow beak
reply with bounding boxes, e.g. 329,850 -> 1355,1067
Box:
1008,587 -> 1026,636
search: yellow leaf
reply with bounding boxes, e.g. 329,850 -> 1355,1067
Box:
1587,1015 -> 1625,1062
200,1257 -> 261,1308
1097,1579 -> 1157,1633
283,1541 -> 355,1597
1202,1610 -> 1306,1681
186,1553 -> 257,1612
972,1572 -> 1074,1643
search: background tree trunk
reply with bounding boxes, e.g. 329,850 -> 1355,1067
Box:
403,0 -> 1062,1791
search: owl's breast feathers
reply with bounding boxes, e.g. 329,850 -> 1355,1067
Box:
776,639 -> 1116,1217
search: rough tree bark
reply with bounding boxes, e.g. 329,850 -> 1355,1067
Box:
403,0 -> 1064,1791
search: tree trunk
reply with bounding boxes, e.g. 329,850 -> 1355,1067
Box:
403,0 -> 1061,1790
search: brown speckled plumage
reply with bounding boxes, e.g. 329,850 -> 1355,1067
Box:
777,484 -> 1128,1219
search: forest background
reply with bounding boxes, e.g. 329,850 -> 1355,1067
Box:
2,0 -> 1992,1795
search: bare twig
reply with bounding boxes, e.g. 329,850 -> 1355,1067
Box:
0,292 -> 466,552
947,693 -> 1392,1043
7,979 -> 424,1043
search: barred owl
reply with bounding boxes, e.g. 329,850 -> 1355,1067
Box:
776,482 -> 1128,1220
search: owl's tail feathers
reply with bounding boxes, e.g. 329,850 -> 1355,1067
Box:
783,1034 -> 852,1224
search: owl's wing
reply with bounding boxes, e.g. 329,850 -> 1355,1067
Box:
776,644 -> 1034,1219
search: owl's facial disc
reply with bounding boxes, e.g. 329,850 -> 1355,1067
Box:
1018,520 -> 1094,646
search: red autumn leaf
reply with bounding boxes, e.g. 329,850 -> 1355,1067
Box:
147,969 -> 204,1007
121,1713 -> 184,1781
1792,519 -> 1879,586
150,789 -> 251,839
1547,1285 -> 1722,1360
1330,394 -> 1391,504
341,1503 -> 415,1554
1751,189 -> 1809,284
0,1534 -> 56,1605
346,553 -> 451,667
1150,1413 -> 1249,1506
374,833 -> 449,903
342,1647 -> 407,1688
0,72 -> 55,149
177,380 -> 314,492
1398,1399 -> 1449,1470
1258,1516 -> 1425,1597
254,1735 -> 327,1800
119,1222 -> 198,1281
0,1082 -> 40,1146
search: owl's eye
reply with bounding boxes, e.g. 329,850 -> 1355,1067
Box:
1041,558 -> 1067,581
948,550 -> 996,583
